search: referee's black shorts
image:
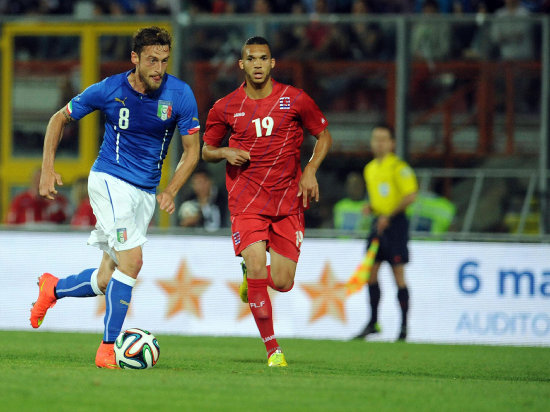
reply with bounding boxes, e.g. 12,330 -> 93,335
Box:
367,212 -> 410,265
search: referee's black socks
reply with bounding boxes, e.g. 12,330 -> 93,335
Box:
397,287 -> 409,328
368,282 -> 381,325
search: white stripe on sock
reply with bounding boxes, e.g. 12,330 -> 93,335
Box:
90,269 -> 104,296
56,282 -> 92,294
112,269 -> 137,287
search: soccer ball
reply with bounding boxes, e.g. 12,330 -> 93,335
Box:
114,328 -> 160,369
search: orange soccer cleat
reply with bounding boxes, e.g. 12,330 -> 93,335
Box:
30,273 -> 59,328
95,342 -> 119,369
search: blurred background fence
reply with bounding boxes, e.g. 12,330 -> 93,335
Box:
0,9 -> 549,241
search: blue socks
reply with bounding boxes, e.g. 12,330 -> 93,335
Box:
53,267 -> 136,344
103,269 -> 136,343
55,268 -> 99,298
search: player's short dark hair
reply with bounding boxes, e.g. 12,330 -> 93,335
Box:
132,26 -> 172,56
373,123 -> 395,139
241,36 -> 272,58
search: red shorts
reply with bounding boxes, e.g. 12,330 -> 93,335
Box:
230,213 -> 305,262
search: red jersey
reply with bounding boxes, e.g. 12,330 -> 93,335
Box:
203,79 -> 328,217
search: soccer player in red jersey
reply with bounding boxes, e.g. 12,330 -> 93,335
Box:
202,36 -> 332,367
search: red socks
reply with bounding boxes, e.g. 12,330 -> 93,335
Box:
247,277 -> 279,357
266,266 -> 294,292
248,266 -> 294,357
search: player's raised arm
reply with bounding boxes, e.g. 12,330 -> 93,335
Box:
157,132 -> 200,214
40,105 -> 74,200
202,144 -> 250,166
298,128 -> 333,207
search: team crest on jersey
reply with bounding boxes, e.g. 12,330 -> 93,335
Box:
157,100 -> 173,121
232,231 -> 241,245
279,97 -> 291,109
117,228 -> 128,244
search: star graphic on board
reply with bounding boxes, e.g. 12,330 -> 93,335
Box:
157,260 -> 211,318
95,279 -> 140,317
301,262 -> 348,323
227,280 -> 277,320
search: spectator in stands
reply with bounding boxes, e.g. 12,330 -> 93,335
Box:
252,0 -> 271,14
178,167 -> 227,231
414,0 -> 474,13
491,0 -> 536,111
211,0 -> 235,13
490,0 -> 534,61
5,169 -> 69,225
407,191 -> 455,233
369,0 -> 414,13
270,0 -> 304,13
347,0 -> 385,60
0,0 -> 74,14
411,0 -> 451,63
70,176 -> 97,228
302,0 -> 339,60
272,2 -> 309,60
410,0 -> 453,108
461,1 -> 492,60
333,172 -> 371,232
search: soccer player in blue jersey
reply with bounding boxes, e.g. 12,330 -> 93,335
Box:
29,26 -> 201,368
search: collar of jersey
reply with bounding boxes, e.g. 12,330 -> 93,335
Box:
376,153 -> 397,165
125,69 -> 166,98
240,78 -> 278,100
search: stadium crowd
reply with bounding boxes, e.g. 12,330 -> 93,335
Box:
2,0 -> 545,234
1,0 -> 549,16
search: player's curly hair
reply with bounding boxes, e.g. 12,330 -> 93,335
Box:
132,26 -> 172,56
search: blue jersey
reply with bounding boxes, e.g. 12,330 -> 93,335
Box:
67,69 -> 200,193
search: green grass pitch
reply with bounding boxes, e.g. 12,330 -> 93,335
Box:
2,331 -> 549,411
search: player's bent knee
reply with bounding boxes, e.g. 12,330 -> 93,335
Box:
243,255 -> 267,278
276,279 -> 294,292
117,249 -> 143,278
271,270 -> 295,291
281,280 -> 294,292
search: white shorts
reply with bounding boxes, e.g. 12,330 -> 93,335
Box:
87,171 -> 155,262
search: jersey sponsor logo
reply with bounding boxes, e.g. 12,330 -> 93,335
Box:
115,97 -> 127,106
234,112 -> 245,117
117,228 -> 128,244
157,100 -> 173,121
279,97 -> 291,109
232,231 -> 241,245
